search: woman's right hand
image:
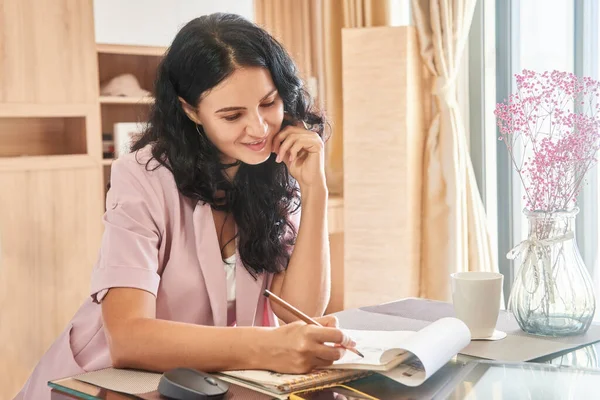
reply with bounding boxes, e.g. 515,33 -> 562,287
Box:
264,316 -> 356,374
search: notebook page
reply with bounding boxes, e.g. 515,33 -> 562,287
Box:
334,330 -> 415,367
381,317 -> 471,386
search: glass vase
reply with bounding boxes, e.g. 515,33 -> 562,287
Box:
507,208 -> 596,337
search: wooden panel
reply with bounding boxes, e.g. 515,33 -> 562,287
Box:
0,104 -> 97,118
0,0 -> 98,103
326,233 -> 344,314
0,155 -> 98,172
0,167 -> 104,399
328,195 -> 344,234
342,27 -> 425,309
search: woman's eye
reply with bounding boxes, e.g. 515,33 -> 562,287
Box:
223,114 -> 241,121
261,100 -> 276,108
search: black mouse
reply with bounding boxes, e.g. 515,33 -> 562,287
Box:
158,368 -> 229,400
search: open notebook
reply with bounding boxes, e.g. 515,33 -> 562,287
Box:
216,369 -> 371,399
218,317 -> 471,396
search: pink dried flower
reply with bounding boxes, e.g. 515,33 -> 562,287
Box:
495,69 -> 600,212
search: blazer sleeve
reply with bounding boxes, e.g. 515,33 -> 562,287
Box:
90,157 -> 164,302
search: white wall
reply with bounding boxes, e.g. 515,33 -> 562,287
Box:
93,0 -> 254,47
389,0 -> 410,26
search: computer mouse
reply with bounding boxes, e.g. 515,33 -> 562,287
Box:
158,367 -> 229,400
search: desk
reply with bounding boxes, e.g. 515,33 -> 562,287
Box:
51,299 -> 600,399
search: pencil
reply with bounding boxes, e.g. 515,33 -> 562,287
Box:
263,289 -> 364,358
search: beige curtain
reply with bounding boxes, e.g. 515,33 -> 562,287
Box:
411,0 -> 496,300
254,0 -> 389,194
254,0 -> 318,81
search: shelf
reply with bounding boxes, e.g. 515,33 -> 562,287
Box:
96,43 -> 167,57
0,154 -> 97,172
100,96 -> 154,105
101,159 -> 114,166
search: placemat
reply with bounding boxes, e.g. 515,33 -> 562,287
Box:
73,368 -> 270,399
333,298 -> 600,362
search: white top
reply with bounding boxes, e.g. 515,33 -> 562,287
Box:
224,254 -> 236,326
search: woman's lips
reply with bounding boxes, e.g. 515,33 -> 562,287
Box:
243,138 -> 268,152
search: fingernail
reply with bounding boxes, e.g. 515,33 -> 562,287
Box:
275,155 -> 281,163
342,334 -> 356,348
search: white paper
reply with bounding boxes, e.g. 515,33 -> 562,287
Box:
335,330 -> 415,367
381,317 -> 471,386
333,317 -> 471,387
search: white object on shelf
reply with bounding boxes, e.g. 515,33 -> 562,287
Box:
113,122 -> 147,158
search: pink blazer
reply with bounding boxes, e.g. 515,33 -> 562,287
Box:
16,146 -> 295,399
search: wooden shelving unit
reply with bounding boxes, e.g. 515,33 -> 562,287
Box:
0,1 -> 106,398
97,44 -> 165,195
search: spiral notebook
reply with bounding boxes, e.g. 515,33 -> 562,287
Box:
218,317 -> 472,395
216,369 -> 370,398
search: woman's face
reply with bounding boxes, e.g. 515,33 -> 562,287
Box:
190,67 -> 285,166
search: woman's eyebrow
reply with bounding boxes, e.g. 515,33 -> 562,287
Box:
215,88 -> 278,113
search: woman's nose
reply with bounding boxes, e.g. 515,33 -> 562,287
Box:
245,112 -> 268,138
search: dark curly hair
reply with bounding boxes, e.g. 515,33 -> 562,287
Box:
131,13 -> 327,277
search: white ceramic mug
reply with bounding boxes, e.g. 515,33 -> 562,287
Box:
451,272 -> 504,339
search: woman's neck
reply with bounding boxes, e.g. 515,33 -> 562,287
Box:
220,154 -> 239,180
224,164 -> 239,180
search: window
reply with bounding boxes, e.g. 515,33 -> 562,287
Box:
489,0 -> 599,304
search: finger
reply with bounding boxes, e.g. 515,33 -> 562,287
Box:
276,135 -> 300,163
288,140 -> 308,163
273,125 -> 312,153
315,315 -> 339,328
312,355 -> 337,369
272,128 -> 293,155
308,327 -> 356,348
289,135 -> 323,161
313,344 -> 346,362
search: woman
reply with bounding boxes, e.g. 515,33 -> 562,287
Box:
17,13 -> 354,399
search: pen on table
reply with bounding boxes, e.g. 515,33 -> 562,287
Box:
263,289 -> 364,358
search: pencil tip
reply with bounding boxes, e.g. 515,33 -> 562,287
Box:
357,350 -> 365,358
263,290 -> 270,297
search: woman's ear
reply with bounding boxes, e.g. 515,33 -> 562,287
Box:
178,96 -> 202,125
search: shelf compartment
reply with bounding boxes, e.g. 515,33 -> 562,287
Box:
100,96 -> 154,105
0,116 -> 87,157
98,52 -> 161,99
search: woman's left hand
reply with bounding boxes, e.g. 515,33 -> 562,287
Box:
273,121 -> 326,189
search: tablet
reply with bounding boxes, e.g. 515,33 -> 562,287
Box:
445,360 -> 600,399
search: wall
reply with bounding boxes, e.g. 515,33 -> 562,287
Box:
93,0 -> 254,47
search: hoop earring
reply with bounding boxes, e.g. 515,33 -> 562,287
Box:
195,124 -> 207,143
